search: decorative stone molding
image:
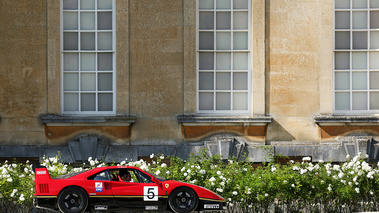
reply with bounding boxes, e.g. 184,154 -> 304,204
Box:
315,115 -> 379,142
39,114 -> 136,142
68,134 -> 109,163
177,115 -> 272,142
204,136 -> 247,160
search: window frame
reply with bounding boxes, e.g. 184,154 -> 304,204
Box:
60,0 -> 116,115
196,0 -> 251,114
333,0 -> 379,114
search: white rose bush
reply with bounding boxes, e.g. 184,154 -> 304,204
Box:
1,151 -> 379,212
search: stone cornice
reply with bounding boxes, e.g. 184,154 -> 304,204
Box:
315,115 -> 379,126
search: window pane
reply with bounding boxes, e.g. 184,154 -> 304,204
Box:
98,0 -> 112,9
64,32 -> 78,50
335,0 -> 350,9
64,53 -> 79,71
233,53 -> 248,70
335,12 -> 350,29
199,0 -> 214,9
233,72 -> 248,90
63,12 -> 78,30
216,92 -> 231,110
352,52 -> 367,69
335,52 -> 350,69
216,72 -> 231,90
370,92 -> 379,109
81,73 -> 96,91
199,53 -> 214,70
63,0 -> 78,10
81,93 -> 96,111
370,11 -> 379,29
216,32 -> 231,50
335,92 -> 350,110
217,0 -> 231,9
353,0 -> 367,8
233,12 -> 248,30
81,12 -> 95,30
98,53 -> 113,70
81,53 -> 96,71
233,0 -> 248,9
81,32 -> 95,50
98,73 -> 112,91
98,32 -> 112,50
353,31 -> 367,49
371,0 -> 379,8
199,93 -> 214,110
370,71 -> 379,89
199,72 -> 214,90
233,92 -> 248,110
335,31 -> 350,49
199,12 -> 214,29
216,12 -> 231,29
352,72 -> 367,90
64,93 -> 79,111
98,12 -> 112,30
64,73 -> 79,91
370,32 -> 379,49
335,72 -> 350,90
353,11 -> 367,29
233,32 -> 248,50
353,92 -> 367,110
81,0 -> 95,10
370,52 -> 379,68
216,53 -> 231,70
99,93 -> 113,111
199,32 -> 214,50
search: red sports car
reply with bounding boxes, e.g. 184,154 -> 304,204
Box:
34,166 -> 226,213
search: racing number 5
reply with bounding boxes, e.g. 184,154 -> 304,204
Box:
144,186 -> 158,201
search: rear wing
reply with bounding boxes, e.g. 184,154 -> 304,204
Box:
33,165 -> 53,195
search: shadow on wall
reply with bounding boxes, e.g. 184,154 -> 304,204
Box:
266,119 -> 296,143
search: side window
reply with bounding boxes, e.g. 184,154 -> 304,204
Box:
88,170 -> 111,181
136,170 -> 153,183
110,169 -> 141,183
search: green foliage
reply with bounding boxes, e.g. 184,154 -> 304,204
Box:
1,152 -> 379,212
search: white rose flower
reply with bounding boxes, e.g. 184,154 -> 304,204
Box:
232,191 -> 238,195
19,194 -> 25,201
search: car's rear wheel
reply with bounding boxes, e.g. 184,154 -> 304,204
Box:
168,187 -> 198,213
57,186 -> 88,213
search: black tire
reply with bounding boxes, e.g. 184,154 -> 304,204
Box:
168,187 -> 199,213
57,186 -> 88,213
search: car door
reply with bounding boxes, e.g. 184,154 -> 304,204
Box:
82,170 -> 117,210
111,169 -> 166,211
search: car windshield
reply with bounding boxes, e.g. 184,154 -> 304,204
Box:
55,170 -> 86,179
145,171 -> 167,181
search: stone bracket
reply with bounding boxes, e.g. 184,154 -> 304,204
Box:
68,134 -> 109,163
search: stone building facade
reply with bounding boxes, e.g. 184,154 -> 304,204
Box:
1,0 -> 379,163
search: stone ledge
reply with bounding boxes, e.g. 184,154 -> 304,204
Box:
177,114 -> 272,126
177,115 -> 271,141
40,114 -> 136,126
315,115 -> 379,126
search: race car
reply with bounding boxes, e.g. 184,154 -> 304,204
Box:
33,165 -> 226,213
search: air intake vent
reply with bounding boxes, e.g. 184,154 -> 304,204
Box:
39,184 -> 49,193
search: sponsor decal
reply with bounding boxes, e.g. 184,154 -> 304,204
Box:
143,186 -> 158,201
36,171 -> 46,175
204,204 -> 220,209
89,193 -> 96,196
95,205 -> 108,210
145,206 -> 158,210
165,184 -> 169,188
95,182 -> 103,192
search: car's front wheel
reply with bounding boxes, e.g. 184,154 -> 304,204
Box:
57,186 -> 88,213
168,187 -> 198,213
